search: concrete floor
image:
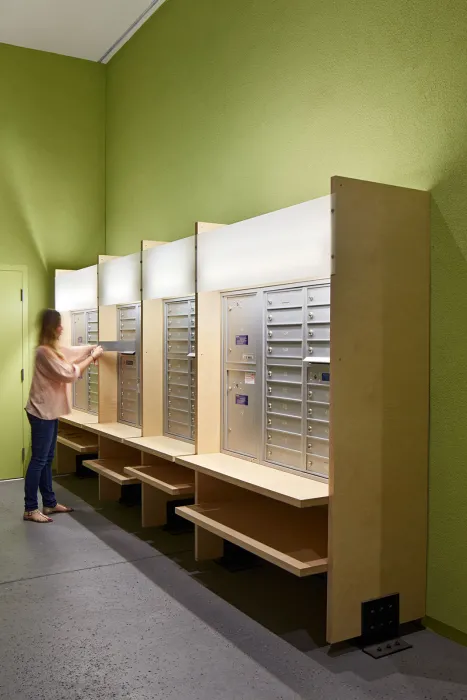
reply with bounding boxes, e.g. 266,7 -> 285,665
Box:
1,477 -> 467,700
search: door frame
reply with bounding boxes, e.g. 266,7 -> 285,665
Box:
0,264 -> 29,476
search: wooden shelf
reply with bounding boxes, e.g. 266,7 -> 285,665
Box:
124,464 -> 195,496
57,430 -> 98,453
175,453 -> 329,508
59,410 -> 99,429
86,422 -> 142,442
123,435 -> 195,461
176,499 -> 328,577
82,459 -> 141,485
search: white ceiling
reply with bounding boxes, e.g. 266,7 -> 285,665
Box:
0,0 -> 167,63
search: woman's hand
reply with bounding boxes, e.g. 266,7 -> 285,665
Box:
91,346 -> 104,361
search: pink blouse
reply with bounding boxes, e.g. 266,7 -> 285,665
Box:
26,345 -> 94,421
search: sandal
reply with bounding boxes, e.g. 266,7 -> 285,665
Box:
23,509 -> 53,523
43,504 -> 74,515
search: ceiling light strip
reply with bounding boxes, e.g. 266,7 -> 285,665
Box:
99,0 -> 168,64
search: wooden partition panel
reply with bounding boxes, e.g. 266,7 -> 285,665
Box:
141,299 -> 164,437
98,305 -> 118,424
327,177 -> 430,643
195,291 -> 222,454
195,222 -> 225,455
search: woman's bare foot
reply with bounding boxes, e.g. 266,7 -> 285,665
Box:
43,504 -> 74,515
23,510 -> 53,523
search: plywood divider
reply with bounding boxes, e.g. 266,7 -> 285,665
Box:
196,471 -> 243,504
98,255 -> 118,263
195,222 -> 225,455
99,477 -> 121,501
56,443 -> 77,475
98,304 -> 117,424
99,435 -> 142,462
327,176 -> 430,644
196,291 -> 222,453
142,240 -> 166,251
142,484 -> 169,527
195,222 -> 224,235
141,298 -> 164,437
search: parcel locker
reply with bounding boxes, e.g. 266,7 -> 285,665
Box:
224,369 -> 260,458
224,293 -> 260,365
71,309 -> 98,414
164,297 -> 196,442
117,304 -> 141,427
222,292 -> 262,459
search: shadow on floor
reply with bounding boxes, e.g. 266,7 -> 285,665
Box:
56,472 -> 328,651
51,474 -> 467,699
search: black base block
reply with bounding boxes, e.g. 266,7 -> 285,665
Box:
119,483 -> 141,507
215,541 -> 262,573
361,593 -> 400,647
162,499 -> 195,534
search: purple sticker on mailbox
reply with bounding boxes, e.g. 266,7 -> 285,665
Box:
235,394 -> 248,406
235,335 -> 248,345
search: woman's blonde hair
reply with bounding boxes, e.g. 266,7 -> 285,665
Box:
38,309 -> 62,354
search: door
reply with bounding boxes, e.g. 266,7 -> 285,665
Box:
0,270 -> 24,479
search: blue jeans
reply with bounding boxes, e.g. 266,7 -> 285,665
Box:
24,413 -> 58,512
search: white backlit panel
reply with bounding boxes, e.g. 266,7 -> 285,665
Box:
197,197 -> 331,293
55,265 -> 98,312
99,253 -> 141,307
143,237 -> 195,301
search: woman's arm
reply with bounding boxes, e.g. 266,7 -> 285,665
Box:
62,345 -> 96,364
36,346 -> 103,384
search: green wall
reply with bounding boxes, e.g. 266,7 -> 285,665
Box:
0,42 -> 106,343
105,0 -> 467,634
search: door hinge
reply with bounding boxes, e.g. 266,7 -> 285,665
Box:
20,288 -> 23,302
22,447 -> 25,463
21,368 -> 24,382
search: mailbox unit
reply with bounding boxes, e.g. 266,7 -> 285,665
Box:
222,280 -> 330,478
164,296 -> 196,442
175,176 -> 430,646
71,309 -> 99,414
117,303 -> 141,427
54,266 -> 101,473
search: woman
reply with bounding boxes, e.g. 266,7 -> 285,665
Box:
24,309 -> 104,523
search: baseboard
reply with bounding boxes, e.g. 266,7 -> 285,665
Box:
424,617 -> 467,647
